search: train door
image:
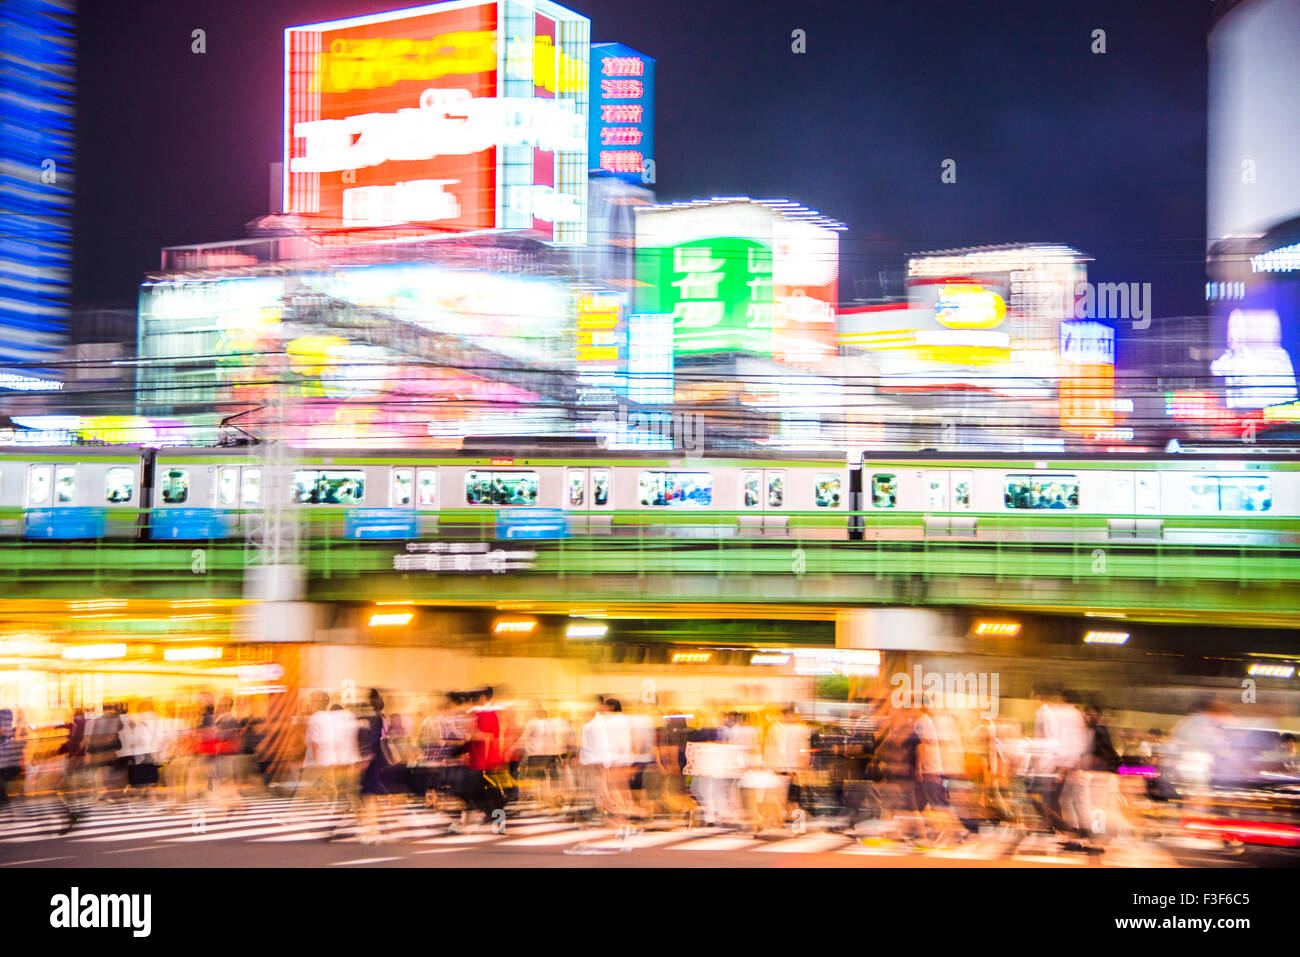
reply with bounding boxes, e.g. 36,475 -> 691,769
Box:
565,468 -> 590,535
1108,472 -> 1161,539
414,467 -> 438,538
923,470 -> 975,536
763,469 -> 788,536
739,469 -> 763,536
589,467 -> 612,534
1134,471 -> 1162,539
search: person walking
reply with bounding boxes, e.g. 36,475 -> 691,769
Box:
356,690 -> 394,844
54,708 -> 88,833
0,708 -> 24,814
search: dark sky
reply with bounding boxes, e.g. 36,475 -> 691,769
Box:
72,0 -> 1211,317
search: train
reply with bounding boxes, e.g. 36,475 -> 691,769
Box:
0,443 -> 1295,545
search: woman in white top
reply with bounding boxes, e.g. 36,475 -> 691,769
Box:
119,701 -> 162,800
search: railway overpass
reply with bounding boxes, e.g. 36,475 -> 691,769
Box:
2,525 -> 1297,628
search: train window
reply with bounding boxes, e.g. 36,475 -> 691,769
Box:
1136,475 -> 1159,513
638,471 -> 713,507
953,472 -> 973,510
28,465 -> 51,505
218,467 -> 239,507
416,469 -> 437,507
105,468 -> 133,504
464,471 -> 538,506
242,469 -> 261,506
815,474 -> 843,508
593,470 -> 610,507
743,471 -> 761,508
1005,474 -> 1079,510
927,474 -> 947,510
568,472 -> 585,507
55,466 -> 76,505
161,469 -> 189,504
871,474 -> 896,509
1189,475 -> 1272,513
768,471 -> 785,508
393,469 -> 413,507
291,469 -> 365,505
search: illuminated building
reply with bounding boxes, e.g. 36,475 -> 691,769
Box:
633,198 -> 846,447
0,0 -> 74,379
135,232 -> 575,445
284,0 -> 590,245
588,42 -> 654,184
1206,0 -> 1300,434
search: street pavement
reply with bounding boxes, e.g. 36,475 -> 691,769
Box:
0,794 -> 1266,868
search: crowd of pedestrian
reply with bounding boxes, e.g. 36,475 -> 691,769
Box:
0,686 -> 1293,855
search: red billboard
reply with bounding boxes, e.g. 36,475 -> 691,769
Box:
285,4 -> 499,232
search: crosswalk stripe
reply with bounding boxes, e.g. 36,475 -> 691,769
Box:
330,857 -> 399,866
754,833 -> 850,854
669,835 -> 757,852
502,827 -> 616,847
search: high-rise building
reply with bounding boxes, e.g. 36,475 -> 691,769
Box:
0,0 -> 74,376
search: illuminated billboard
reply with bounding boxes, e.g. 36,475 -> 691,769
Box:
843,244 -> 1088,397
284,0 -> 590,244
1211,308 -> 1299,410
588,42 -> 654,184
634,199 -> 842,362
1058,320 -> 1115,433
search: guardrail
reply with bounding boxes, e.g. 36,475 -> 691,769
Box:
0,509 -> 1295,616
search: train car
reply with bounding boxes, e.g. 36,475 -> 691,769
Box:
145,446 -> 852,542
0,446 -> 149,540
855,452 -> 1299,545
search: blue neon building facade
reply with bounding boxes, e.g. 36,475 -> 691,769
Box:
0,0 -> 74,372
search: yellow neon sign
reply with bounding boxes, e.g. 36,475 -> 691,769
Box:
934,283 -> 1007,330
324,31 -> 498,93
322,32 -> 588,95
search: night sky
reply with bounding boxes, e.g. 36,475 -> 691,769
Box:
72,0 -> 1211,318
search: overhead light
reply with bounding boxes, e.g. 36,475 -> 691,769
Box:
750,653 -> 790,665
494,619 -> 536,635
163,646 -> 223,662
671,652 -> 711,664
566,623 -> 607,639
1247,663 -> 1295,679
69,599 -> 126,612
975,621 -> 1020,637
61,643 -> 127,660
1084,631 -> 1130,645
368,613 -> 413,627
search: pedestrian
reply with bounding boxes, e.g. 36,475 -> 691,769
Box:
296,692 -> 335,805
464,687 -> 507,832
121,699 -> 162,803
0,708 -> 24,813
54,707 -> 88,833
355,689 -> 393,844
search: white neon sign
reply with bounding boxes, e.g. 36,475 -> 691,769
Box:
292,88 -> 586,173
